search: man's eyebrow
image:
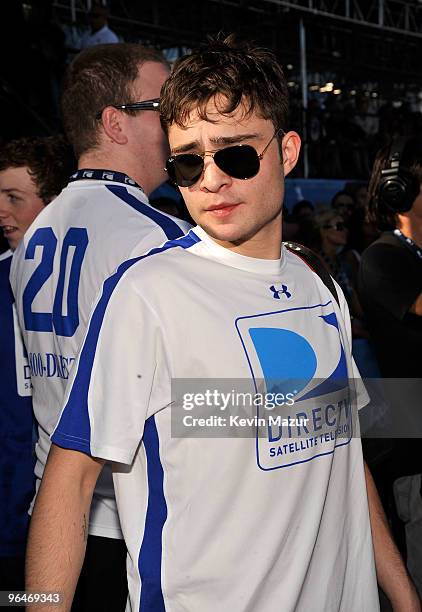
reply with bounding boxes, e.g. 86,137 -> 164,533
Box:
171,141 -> 201,155
171,133 -> 261,155
0,188 -> 25,194
209,133 -> 260,145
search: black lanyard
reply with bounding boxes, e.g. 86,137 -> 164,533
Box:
68,169 -> 144,192
393,229 -> 422,261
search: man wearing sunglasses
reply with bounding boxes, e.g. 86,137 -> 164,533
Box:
12,43 -> 190,612
27,38 -> 419,612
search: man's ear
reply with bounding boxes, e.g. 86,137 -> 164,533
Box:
99,107 -> 128,145
281,131 -> 301,177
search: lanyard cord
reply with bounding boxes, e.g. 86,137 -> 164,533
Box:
393,229 -> 422,261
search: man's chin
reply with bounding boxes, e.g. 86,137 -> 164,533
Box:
201,224 -> 256,248
199,221 -> 251,246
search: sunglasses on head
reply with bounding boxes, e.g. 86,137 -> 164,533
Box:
95,98 -> 160,120
323,222 -> 347,231
165,129 -> 284,188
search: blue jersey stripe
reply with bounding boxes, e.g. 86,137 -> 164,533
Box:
51,231 -> 201,453
138,416 -> 167,612
106,185 -> 185,240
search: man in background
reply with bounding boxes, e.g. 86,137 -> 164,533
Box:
359,137 -> 422,597
10,43 -> 189,611
0,135 -> 74,594
80,3 -> 119,49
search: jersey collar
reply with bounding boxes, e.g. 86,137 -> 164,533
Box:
68,169 -> 144,192
192,226 -> 285,275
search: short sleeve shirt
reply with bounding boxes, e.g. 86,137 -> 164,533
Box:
52,227 -> 378,612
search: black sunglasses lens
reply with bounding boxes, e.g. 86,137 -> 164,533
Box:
214,145 -> 260,179
166,154 -> 204,187
166,145 -> 261,187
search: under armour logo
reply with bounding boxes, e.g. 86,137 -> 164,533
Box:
269,284 -> 292,299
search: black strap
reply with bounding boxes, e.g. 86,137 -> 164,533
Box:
284,242 -> 340,306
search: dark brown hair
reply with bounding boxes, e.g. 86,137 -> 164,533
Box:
61,43 -> 167,158
0,135 -> 76,203
367,138 -> 422,229
160,35 -> 289,134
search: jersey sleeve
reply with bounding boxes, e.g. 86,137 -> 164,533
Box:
51,260 -> 171,464
359,242 -> 422,321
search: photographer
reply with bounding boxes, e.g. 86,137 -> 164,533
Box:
359,137 -> 422,596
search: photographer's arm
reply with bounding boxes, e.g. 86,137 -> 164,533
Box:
364,462 -> 420,611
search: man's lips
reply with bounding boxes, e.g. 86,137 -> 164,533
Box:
205,203 -> 241,216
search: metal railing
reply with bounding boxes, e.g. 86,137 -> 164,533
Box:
53,0 -> 422,39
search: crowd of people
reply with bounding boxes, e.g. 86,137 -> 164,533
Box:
283,184 -> 380,375
289,89 -> 422,179
0,28 -> 421,612
3,2 -> 422,184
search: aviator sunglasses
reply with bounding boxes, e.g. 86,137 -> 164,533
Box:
165,129 -> 284,187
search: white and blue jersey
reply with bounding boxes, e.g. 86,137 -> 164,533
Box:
0,250 -> 35,557
53,227 -> 379,611
10,175 -> 190,539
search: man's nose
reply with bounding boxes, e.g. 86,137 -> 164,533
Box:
199,156 -> 232,192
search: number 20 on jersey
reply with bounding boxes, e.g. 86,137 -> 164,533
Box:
22,227 -> 88,337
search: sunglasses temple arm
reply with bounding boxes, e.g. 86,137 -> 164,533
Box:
259,128 -> 285,159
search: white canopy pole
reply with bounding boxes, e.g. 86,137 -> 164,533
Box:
299,18 -> 309,178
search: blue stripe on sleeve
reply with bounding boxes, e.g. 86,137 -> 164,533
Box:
138,416 -> 167,612
51,231 -> 201,455
107,185 -> 185,240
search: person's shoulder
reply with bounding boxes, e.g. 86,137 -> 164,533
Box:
104,27 -> 119,43
283,245 -> 342,305
115,230 -> 198,283
95,182 -> 189,227
361,232 -> 411,267
130,215 -> 191,253
26,188 -> 67,228
96,233 -> 198,320
96,26 -> 119,44
363,231 -> 404,251
283,243 -> 330,283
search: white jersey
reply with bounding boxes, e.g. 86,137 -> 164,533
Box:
10,175 -> 190,539
53,226 -> 379,611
